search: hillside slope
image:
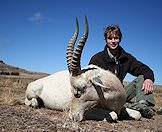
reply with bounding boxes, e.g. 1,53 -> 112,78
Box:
0,60 -> 48,77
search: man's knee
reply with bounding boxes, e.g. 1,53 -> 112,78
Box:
133,75 -> 144,90
136,75 -> 144,83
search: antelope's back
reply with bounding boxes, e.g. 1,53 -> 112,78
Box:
39,70 -> 73,110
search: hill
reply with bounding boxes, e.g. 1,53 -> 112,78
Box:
0,60 -> 48,77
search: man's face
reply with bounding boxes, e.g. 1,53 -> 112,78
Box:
106,34 -> 120,50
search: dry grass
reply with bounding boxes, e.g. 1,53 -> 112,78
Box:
0,75 -> 43,105
154,92 -> 162,112
2,88 -> 15,105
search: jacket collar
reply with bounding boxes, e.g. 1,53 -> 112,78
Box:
103,45 -> 127,63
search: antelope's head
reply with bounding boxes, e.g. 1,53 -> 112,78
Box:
66,17 -> 105,98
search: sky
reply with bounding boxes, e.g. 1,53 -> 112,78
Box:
0,0 -> 162,85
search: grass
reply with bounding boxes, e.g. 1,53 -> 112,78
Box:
0,75 -> 41,105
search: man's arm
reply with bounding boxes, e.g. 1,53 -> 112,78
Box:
128,55 -> 154,94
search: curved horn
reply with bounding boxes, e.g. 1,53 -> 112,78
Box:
66,18 -> 79,73
71,16 -> 89,75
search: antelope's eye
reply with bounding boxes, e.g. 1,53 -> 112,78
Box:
83,86 -> 86,89
80,86 -> 86,93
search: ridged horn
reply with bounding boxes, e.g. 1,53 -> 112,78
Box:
66,18 -> 79,73
71,16 -> 89,75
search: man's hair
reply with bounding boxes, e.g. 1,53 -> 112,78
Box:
104,25 -> 122,42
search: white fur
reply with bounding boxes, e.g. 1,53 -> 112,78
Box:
25,70 -> 72,110
109,111 -> 118,121
25,65 -> 125,112
126,108 -> 141,120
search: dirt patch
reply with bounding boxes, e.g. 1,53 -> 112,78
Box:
0,105 -> 162,131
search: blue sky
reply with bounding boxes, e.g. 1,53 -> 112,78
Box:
0,0 -> 162,85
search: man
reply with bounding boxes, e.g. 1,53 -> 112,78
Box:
89,25 -> 155,118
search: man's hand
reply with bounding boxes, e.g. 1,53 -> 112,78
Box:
142,79 -> 154,94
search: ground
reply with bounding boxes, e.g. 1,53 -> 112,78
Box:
0,105 -> 162,131
0,75 -> 162,131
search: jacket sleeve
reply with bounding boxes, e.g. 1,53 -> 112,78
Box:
89,54 -> 104,68
128,55 -> 155,82
89,55 -> 100,66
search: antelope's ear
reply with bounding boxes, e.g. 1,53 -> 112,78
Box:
90,76 -> 107,100
90,76 -> 106,89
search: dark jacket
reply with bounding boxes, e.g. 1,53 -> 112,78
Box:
89,45 -> 154,83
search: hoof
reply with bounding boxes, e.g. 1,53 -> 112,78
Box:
25,98 -> 31,106
30,98 -> 39,108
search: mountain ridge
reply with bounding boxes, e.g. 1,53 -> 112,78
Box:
0,60 -> 49,77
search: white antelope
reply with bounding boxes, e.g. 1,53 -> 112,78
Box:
25,17 -> 141,122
